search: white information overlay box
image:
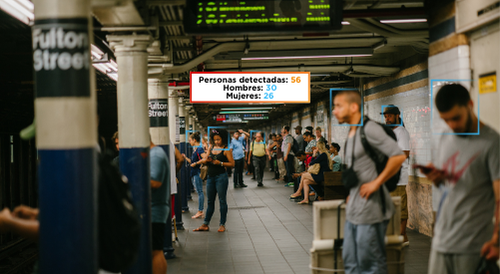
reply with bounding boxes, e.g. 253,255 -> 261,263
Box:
190,72 -> 310,103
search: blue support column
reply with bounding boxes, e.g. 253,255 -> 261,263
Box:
108,34 -> 153,274
148,78 -> 175,259
33,0 -> 97,272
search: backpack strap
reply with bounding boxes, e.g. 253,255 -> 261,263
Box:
359,116 -> 387,215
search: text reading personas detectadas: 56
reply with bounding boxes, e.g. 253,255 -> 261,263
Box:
190,72 -> 310,104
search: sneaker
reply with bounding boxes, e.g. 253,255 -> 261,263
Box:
257,183 -> 264,187
285,182 -> 294,188
234,184 -> 240,188
402,241 -> 410,247
239,183 -> 248,187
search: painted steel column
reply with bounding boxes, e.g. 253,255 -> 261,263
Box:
108,34 -> 153,274
178,98 -> 189,212
148,78 -> 175,259
33,0 -> 97,272
169,90 -> 184,230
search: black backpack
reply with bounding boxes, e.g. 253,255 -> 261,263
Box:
98,151 -> 141,272
359,117 -> 401,192
291,137 -> 300,154
360,117 -> 402,214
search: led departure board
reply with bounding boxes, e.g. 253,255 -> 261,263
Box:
184,0 -> 343,35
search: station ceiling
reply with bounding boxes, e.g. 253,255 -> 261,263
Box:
1,0 -> 430,133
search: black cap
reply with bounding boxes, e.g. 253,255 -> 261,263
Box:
381,105 -> 400,115
305,126 -> 313,132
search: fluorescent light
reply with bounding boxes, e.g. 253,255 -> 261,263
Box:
220,111 -> 269,114
91,44 -> 104,60
93,63 -> 109,74
0,0 -> 33,24
380,19 -> 427,24
242,54 -> 372,61
341,21 -> 350,25
311,74 -> 330,77
220,107 -> 273,110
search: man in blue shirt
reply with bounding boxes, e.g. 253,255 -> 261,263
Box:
230,129 -> 249,188
150,141 -> 170,274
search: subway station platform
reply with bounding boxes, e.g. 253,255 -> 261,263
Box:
167,172 -> 432,274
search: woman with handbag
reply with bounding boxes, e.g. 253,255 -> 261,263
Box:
290,141 -> 332,204
182,132 -> 206,219
193,129 -> 235,232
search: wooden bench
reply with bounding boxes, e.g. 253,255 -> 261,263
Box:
323,172 -> 348,200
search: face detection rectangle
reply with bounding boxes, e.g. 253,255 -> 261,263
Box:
430,80 -> 480,136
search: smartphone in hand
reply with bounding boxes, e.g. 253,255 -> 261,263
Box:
412,164 -> 434,174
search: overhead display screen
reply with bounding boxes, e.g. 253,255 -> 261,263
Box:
184,0 -> 343,35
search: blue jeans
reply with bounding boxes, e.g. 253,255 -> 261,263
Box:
191,174 -> 204,212
204,172 -> 229,226
342,220 -> 389,274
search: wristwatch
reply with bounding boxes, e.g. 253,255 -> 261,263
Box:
220,161 -> 224,167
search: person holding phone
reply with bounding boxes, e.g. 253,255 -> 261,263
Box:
193,129 -> 235,233
417,84 -> 499,274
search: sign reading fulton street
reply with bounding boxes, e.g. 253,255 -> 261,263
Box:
149,99 -> 168,127
190,72 -> 310,103
32,18 -> 91,97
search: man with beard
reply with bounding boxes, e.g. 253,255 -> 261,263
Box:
416,84 -> 499,274
333,90 -> 406,274
383,105 -> 411,246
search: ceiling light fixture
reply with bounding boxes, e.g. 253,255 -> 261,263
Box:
0,0 -> 34,25
341,21 -> 350,25
380,19 -> 427,24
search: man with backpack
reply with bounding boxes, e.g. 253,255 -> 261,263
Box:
281,126 -> 297,187
333,90 -> 406,274
383,105 -> 411,246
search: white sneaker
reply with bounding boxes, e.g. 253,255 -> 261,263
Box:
402,241 -> 410,247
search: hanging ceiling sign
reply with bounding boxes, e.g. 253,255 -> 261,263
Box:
184,0 -> 343,35
190,72 -> 310,103
213,113 -> 269,122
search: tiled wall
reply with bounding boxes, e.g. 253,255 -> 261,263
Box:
365,86 -> 432,172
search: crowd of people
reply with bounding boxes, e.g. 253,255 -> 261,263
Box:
0,84 -> 497,274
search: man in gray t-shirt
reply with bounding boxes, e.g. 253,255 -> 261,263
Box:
333,90 -> 406,274
417,84 -> 500,274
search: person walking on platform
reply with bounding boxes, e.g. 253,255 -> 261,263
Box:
182,132 -> 206,219
281,126 -> 295,186
249,132 -> 269,187
333,90 -> 406,274
150,140 -> 170,274
230,129 -> 249,188
383,105 -> 411,246
416,84 -> 500,274
193,129 -> 234,233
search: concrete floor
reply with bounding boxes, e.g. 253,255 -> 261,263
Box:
167,171 -> 432,274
